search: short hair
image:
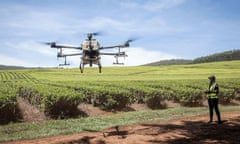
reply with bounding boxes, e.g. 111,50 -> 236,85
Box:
208,75 -> 216,81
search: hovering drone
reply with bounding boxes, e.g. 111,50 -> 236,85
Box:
44,32 -> 135,73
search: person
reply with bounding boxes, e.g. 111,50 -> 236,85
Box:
206,75 -> 222,124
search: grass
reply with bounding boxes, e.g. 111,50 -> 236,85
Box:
0,106 -> 239,142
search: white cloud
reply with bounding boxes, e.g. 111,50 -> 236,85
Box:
120,47 -> 178,66
0,5 -> 66,32
5,41 -> 56,56
144,0 -> 186,11
88,17 -> 132,31
1,0 -> 236,68
120,0 -> 186,11
0,1 -> 181,68
0,54 -> 34,67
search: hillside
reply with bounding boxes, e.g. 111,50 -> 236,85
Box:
193,49 -> 240,63
142,59 -> 192,66
0,65 -> 59,70
0,65 -> 25,70
144,49 -> 240,66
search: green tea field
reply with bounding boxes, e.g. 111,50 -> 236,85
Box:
0,60 -> 240,143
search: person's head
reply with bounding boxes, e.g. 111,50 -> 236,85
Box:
208,75 -> 216,82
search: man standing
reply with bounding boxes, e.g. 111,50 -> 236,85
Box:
206,75 -> 222,124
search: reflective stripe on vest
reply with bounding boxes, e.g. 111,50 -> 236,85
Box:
208,83 -> 218,99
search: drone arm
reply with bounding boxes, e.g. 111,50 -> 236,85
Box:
100,45 -> 123,50
100,52 -> 127,56
57,53 -> 83,57
51,44 -> 82,50
99,42 -> 130,50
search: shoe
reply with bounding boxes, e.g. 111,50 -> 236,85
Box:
208,120 -> 213,123
218,121 -> 223,124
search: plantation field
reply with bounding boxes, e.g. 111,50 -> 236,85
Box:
29,60 -> 240,81
0,61 -> 240,122
0,60 -> 240,142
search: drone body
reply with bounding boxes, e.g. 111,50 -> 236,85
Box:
45,33 -> 133,73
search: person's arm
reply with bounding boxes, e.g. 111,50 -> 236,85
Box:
215,84 -> 219,94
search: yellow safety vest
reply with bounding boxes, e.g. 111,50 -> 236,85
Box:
208,83 -> 218,99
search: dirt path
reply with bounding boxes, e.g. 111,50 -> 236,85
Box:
4,112 -> 240,144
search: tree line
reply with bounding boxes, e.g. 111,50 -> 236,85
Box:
144,49 -> 240,66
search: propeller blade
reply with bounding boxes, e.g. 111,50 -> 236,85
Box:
40,41 -> 57,47
40,41 -> 56,45
124,37 -> 138,47
92,31 -> 102,36
86,31 -> 102,36
126,37 -> 138,43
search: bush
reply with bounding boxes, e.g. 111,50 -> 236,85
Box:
17,84 -> 84,119
93,87 -> 132,110
218,89 -> 235,104
0,82 -> 21,124
145,89 -> 170,109
173,88 -> 204,107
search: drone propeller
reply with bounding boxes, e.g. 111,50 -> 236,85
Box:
124,37 -> 138,47
127,37 -> 139,43
41,41 -> 57,47
92,32 -> 102,36
40,41 -> 54,45
86,31 -> 103,37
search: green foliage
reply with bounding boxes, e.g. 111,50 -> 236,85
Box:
145,89 -> 169,109
0,82 -> 19,123
0,61 -> 240,120
0,60 -> 239,141
17,83 -> 84,118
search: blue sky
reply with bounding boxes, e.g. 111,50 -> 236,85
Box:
0,0 -> 240,67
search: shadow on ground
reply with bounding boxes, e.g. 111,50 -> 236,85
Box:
98,115 -> 240,144
142,117 -> 240,144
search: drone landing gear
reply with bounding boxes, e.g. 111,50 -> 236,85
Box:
59,56 -> 70,66
89,61 -> 93,67
59,63 -> 70,66
79,63 -> 101,73
113,62 -> 124,65
113,55 -> 124,65
98,63 -> 102,73
80,63 -> 84,73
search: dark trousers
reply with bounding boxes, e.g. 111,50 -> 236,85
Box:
208,98 -> 221,122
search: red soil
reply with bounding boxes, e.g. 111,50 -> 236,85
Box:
4,112 -> 240,144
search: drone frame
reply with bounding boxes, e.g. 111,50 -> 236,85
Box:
45,33 -> 133,73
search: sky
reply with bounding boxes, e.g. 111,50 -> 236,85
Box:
0,0 -> 240,67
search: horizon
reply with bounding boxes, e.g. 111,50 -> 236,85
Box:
1,49 -> 239,68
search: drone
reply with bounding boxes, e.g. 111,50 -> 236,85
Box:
44,32 -> 135,73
